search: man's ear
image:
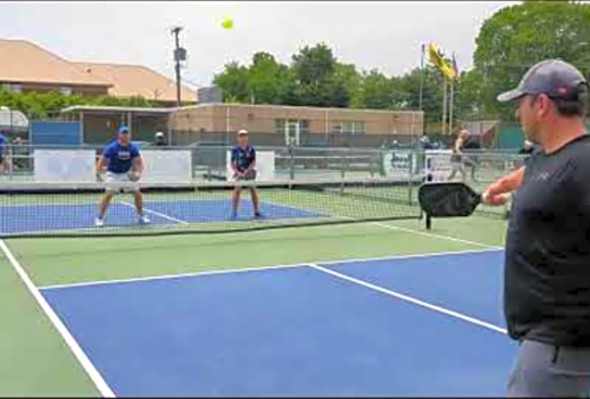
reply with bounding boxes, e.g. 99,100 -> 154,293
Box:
536,93 -> 552,118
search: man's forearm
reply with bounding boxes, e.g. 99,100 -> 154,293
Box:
133,158 -> 144,174
487,166 -> 525,195
96,157 -> 106,172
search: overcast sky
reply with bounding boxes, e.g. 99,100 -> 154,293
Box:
1,1 -> 518,88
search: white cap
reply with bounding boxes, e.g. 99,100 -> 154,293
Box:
237,129 -> 248,136
155,131 -> 164,137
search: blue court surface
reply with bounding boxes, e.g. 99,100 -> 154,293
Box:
0,200 -> 321,234
41,249 -> 516,396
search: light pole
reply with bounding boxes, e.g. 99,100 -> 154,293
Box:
170,26 -> 186,107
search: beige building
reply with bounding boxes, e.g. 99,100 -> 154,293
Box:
0,39 -> 111,97
168,103 -> 424,147
75,62 -> 197,106
61,103 -> 423,147
0,38 -> 197,105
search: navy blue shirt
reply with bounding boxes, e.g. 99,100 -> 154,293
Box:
102,141 -> 140,174
231,145 -> 256,172
0,133 -> 6,156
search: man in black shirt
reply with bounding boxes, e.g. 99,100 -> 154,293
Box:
483,59 -> 590,396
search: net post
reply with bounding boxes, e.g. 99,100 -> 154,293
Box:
340,149 -> 346,180
288,143 -> 295,181
408,149 -> 414,205
425,214 -> 432,230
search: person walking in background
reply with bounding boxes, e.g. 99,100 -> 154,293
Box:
447,127 -> 481,182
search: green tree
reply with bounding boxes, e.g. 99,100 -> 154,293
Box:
359,69 -> 394,109
399,66 -> 443,123
248,52 -> 287,104
291,43 -> 350,107
455,69 -> 486,120
335,63 -> 363,108
473,1 -> 590,118
0,89 -> 158,119
213,61 -> 251,103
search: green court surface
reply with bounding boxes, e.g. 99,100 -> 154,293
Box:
0,215 -> 507,396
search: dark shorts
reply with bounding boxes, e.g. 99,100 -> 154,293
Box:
450,153 -> 462,163
463,153 -> 480,166
0,154 -> 4,164
235,169 -> 257,181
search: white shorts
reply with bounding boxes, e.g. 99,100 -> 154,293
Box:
105,171 -> 140,193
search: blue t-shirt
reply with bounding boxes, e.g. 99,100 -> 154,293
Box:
231,145 -> 256,172
0,134 -> 6,155
102,141 -> 140,173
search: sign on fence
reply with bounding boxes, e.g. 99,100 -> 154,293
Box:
34,149 -> 96,182
141,150 -> 193,184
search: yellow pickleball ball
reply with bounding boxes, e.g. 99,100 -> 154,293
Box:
221,17 -> 234,30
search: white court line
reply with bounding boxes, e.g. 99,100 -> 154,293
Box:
308,262 -> 507,335
297,205 -> 502,250
120,201 -> 189,225
39,247 -> 502,291
367,220 -> 502,249
0,240 -> 116,397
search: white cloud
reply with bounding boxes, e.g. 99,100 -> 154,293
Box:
0,1 -> 517,87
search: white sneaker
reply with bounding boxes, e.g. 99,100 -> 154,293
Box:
95,218 -> 105,228
138,215 -> 151,225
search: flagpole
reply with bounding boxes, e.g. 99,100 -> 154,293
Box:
442,77 -> 448,135
419,43 -> 425,111
449,79 -> 454,135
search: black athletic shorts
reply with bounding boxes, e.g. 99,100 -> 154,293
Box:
235,169 -> 257,181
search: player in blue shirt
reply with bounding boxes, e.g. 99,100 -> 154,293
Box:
95,126 -> 150,227
230,129 -> 262,219
0,130 -> 6,175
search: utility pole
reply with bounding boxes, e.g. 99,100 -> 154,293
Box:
171,26 -> 186,107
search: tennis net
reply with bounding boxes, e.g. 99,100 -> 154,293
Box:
0,177 -> 422,238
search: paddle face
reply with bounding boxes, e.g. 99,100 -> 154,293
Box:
418,182 -> 482,217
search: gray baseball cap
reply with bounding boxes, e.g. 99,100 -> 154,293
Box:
497,59 -> 587,102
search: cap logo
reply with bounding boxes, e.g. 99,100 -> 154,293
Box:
558,86 -> 568,96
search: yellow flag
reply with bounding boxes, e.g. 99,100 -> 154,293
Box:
428,43 -> 455,80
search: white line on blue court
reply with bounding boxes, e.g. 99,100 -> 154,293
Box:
121,201 -> 189,225
39,247 -> 503,291
0,239 -> 116,397
307,263 -> 508,335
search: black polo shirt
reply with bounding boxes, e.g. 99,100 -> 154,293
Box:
504,134 -> 590,346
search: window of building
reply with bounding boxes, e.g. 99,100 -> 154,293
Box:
338,121 -> 366,135
60,86 -> 73,96
2,83 -> 22,93
274,119 -> 286,135
275,119 -> 310,146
